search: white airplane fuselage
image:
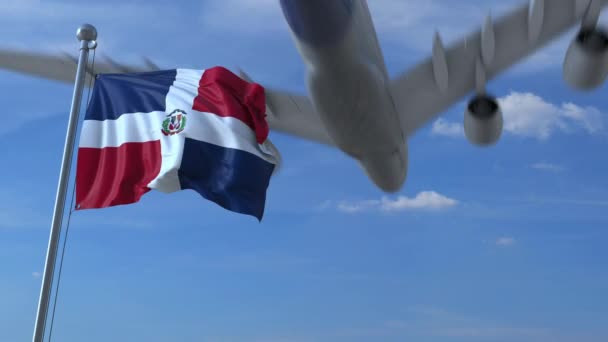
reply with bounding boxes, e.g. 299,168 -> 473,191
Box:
280,0 -> 407,192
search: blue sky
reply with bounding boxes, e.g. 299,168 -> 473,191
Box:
1,0 -> 608,341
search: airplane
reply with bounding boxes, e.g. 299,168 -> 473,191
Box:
1,0 -> 607,193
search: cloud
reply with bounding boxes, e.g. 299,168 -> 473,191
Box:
531,162 -> 565,172
32,272 -> 41,279
499,92 -> 604,139
496,237 -> 516,247
431,91 -> 604,140
432,118 -> 464,137
382,192 -> 459,211
335,191 -> 458,214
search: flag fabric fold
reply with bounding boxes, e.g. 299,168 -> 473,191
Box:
75,67 -> 279,220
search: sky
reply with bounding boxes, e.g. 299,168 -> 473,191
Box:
1,0 -> 608,341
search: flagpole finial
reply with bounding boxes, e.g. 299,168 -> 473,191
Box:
77,24 -> 97,41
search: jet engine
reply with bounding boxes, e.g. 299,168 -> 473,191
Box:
464,94 -> 503,146
563,27 -> 608,90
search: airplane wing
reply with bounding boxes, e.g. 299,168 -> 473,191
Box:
392,0 -> 608,137
0,48 -> 159,83
0,48 -> 333,146
263,89 -> 334,145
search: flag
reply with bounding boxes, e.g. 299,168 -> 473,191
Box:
75,66 -> 279,220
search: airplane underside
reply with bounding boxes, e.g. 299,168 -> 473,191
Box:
279,0 -> 608,192
280,0 -> 408,192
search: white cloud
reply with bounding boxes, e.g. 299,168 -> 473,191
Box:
32,271 -> 41,278
432,118 -> 463,137
531,162 -> 565,172
499,92 -> 604,139
382,191 -> 459,211
431,91 -> 604,140
336,191 -> 458,214
496,237 -> 516,247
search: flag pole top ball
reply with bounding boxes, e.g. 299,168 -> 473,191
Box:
77,24 -> 97,42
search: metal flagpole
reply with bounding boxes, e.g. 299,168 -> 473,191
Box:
32,24 -> 97,342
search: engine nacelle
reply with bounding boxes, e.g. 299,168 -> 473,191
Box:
464,94 -> 503,146
563,27 -> 608,90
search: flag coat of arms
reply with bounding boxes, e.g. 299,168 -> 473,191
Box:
75,66 -> 279,220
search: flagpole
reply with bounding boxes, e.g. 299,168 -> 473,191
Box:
32,24 -> 97,342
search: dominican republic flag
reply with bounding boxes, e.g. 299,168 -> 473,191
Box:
75,67 -> 279,220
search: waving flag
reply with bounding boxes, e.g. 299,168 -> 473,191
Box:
75,67 -> 279,220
